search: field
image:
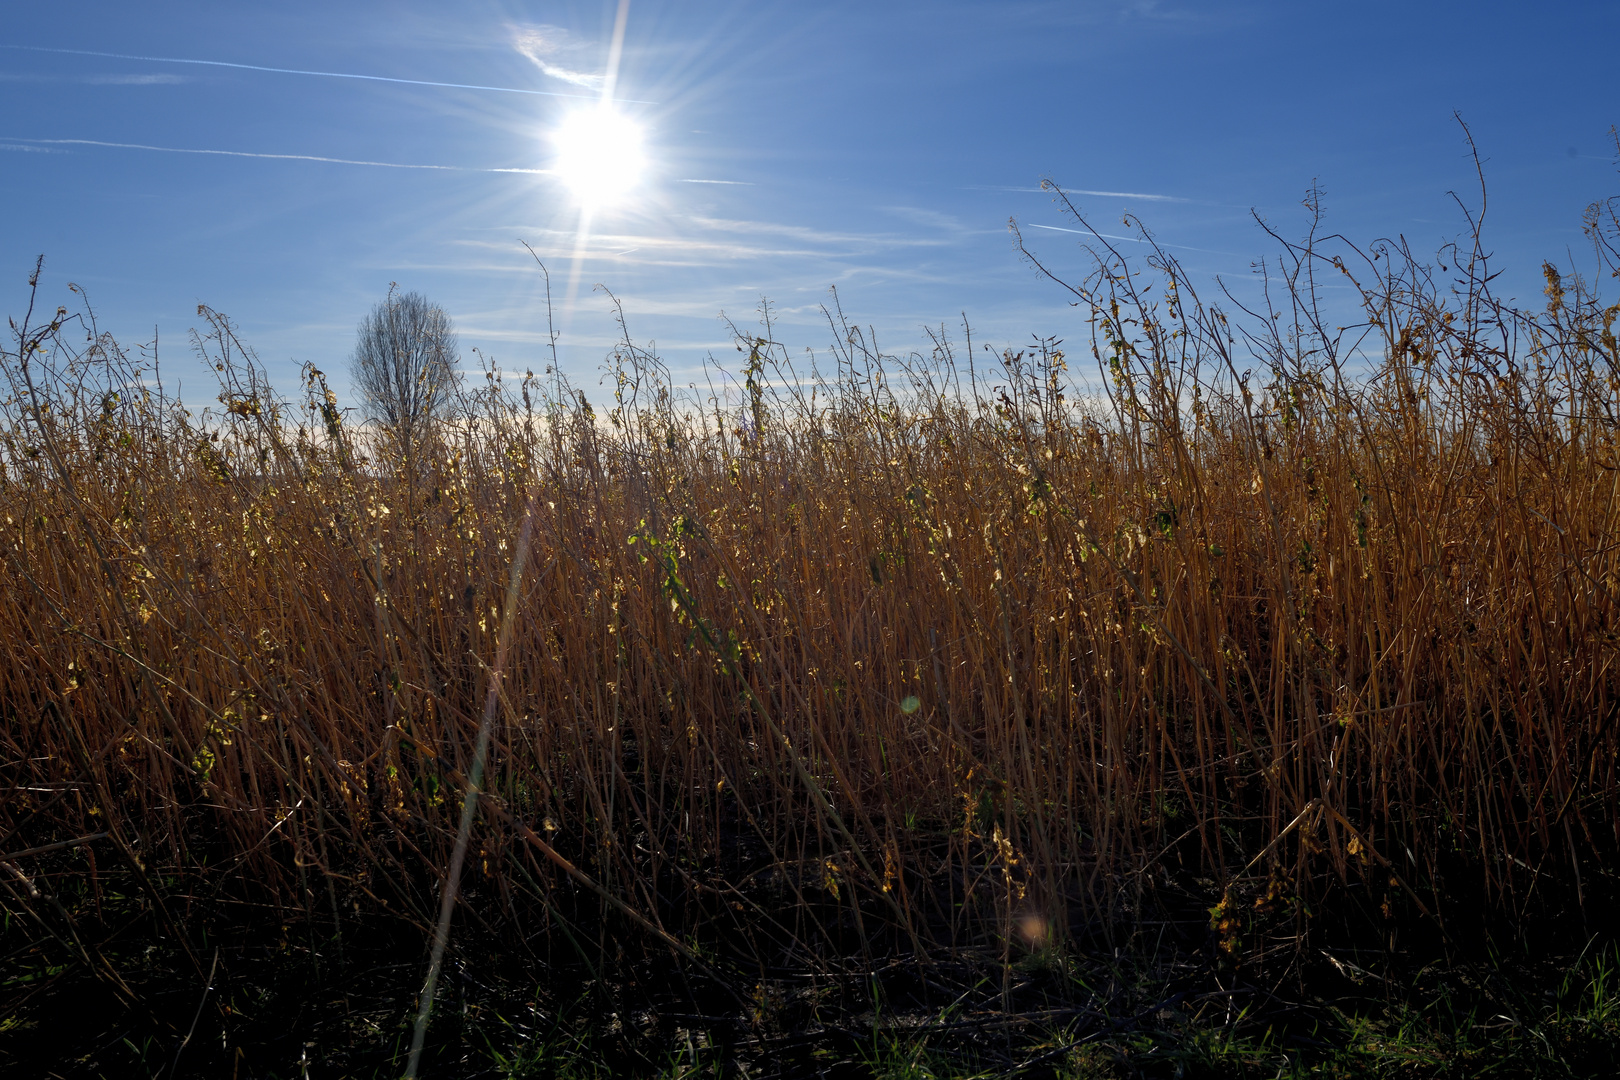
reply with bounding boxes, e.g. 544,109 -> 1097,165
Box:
4,178 -> 1620,1077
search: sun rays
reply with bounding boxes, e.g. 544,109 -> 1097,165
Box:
553,0 -> 639,331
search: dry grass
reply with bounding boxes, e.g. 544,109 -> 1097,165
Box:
3,162 -> 1620,1014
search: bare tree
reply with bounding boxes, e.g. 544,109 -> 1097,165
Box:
350,288 -> 460,447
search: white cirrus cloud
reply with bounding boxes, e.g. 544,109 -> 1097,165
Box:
510,25 -> 603,91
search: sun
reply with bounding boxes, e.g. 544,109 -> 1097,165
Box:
550,105 -> 646,208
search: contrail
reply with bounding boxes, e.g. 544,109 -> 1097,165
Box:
15,137 -> 549,174
0,43 -> 657,104
1026,222 -> 1149,244
970,184 -> 1189,202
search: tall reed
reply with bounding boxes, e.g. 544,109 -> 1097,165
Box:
3,163 -> 1618,983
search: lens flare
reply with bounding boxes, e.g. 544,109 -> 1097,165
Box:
551,105 -> 645,207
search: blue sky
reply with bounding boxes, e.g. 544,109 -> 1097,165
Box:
2,1 -> 1616,402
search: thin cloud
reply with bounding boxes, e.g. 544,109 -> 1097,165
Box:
457,234 -> 841,266
13,137 -> 551,174
87,73 -> 189,85
1023,221 -> 1235,256
687,216 -> 949,248
1063,187 -> 1189,203
0,72 -> 190,85
882,206 -> 974,231
1026,222 -> 1146,244
451,221 -> 950,270
0,43 -> 654,102
679,178 -> 754,186
968,183 -> 1188,202
1121,0 -> 1218,24
510,25 -> 604,91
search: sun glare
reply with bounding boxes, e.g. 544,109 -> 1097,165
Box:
551,105 -> 646,208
